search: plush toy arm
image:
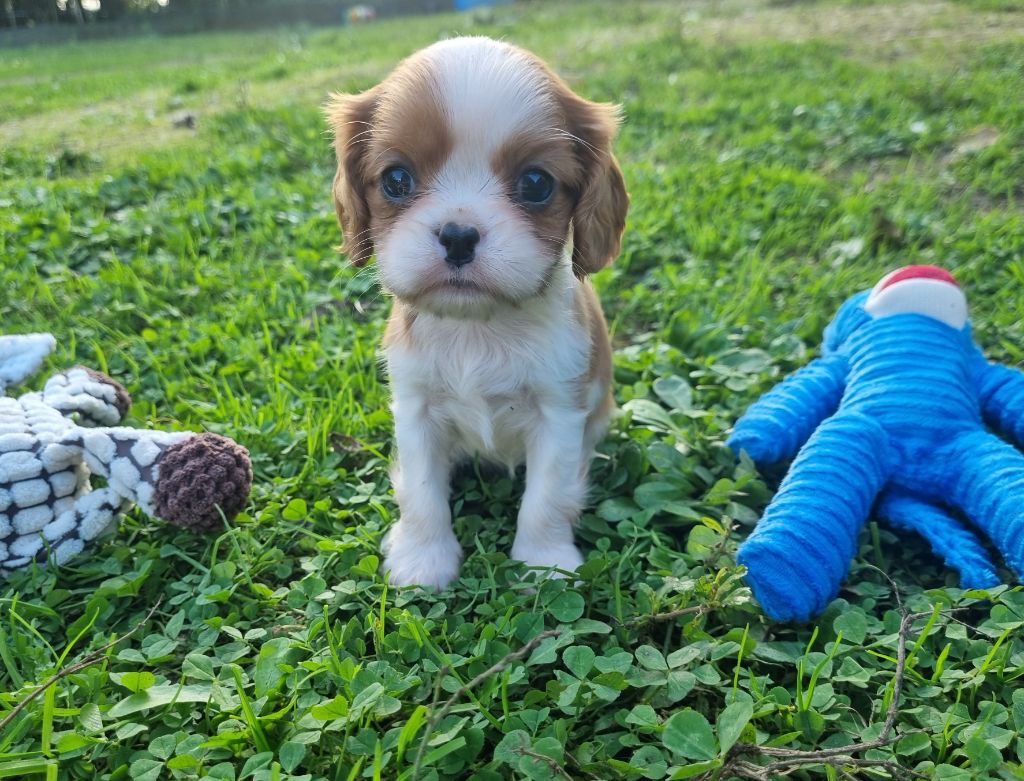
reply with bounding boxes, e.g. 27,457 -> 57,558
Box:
727,353 -> 849,465
942,429 -> 1024,580
975,359 -> 1024,447
41,367 -> 131,427
0,334 -> 56,393
736,411 -> 891,621
2,428 -> 251,577
876,489 -> 999,590
43,428 -> 252,532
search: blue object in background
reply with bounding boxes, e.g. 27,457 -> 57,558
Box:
455,0 -> 511,9
728,266 -> 1024,621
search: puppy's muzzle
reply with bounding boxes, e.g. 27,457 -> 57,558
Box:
439,222 -> 480,268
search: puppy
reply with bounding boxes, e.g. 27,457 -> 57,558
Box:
326,36 -> 628,589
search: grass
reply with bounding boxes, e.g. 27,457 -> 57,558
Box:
1,0 -> 1024,778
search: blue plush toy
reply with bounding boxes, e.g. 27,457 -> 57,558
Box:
729,265 -> 1024,621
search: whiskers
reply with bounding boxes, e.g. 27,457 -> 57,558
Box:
339,225 -> 381,262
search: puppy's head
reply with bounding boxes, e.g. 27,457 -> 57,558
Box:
326,37 -> 628,318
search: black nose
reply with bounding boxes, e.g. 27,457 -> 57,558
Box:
439,222 -> 480,267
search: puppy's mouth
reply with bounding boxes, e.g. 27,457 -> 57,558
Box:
403,272 -> 522,314
445,276 -> 485,292
398,257 -> 562,315
446,278 -> 489,296
417,273 -> 490,298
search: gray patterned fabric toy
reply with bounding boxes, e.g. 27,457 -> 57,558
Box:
0,333 -> 252,575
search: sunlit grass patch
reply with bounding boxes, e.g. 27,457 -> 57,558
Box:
2,0 -> 1024,778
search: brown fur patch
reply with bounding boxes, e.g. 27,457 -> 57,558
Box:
325,87 -> 381,266
323,88 -> 380,266
488,51 -> 629,276
491,129 -> 580,259
326,53 -> 454,266
523,53 -> 630,276
383,300 -> 419,349
367,56 -> 453,189
573,280 -> 614,410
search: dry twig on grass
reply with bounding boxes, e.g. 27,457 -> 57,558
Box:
631,604 -> 707,625
411,628 -> 562,779
0,598 -> 163,734
720,604 -> 931,779
517,747 -> 575,780
719,569 -> 941,781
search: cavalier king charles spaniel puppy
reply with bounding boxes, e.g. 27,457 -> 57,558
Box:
326,36 -> 628,589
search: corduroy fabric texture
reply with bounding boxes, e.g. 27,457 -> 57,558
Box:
877,489 -> 999,590
729,291 -> 1024,621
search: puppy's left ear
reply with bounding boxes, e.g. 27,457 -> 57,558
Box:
560,91 -> 629,276
325,87 -> 380,267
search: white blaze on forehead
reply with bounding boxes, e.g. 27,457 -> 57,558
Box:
424,37 -> 554,164
865,277 -> 968,330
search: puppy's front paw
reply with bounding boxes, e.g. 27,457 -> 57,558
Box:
382,524 -> 463,589
510,539 -> 584,579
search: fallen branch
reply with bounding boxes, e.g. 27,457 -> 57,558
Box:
626,604 -> 706,627
725,754 -> 921,780
0,598 -> 163,734
720,575 -> 935,781
517,747 -> 575,780
411,628 -> 561,779
622,562 -> 741,628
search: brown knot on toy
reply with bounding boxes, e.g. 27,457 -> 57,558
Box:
153,433 -> 253,532
77,366 -> 132,421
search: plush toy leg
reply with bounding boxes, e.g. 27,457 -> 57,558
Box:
4,429 -> 249,574
737,412 -> 892,622
943,430 -> 1024,578
42,427 -> 189,512
975,360 -> 1024,448
40,368 -> 131,427
727,354 -> 848,466
44,428 -> 249,533
876,489 -> 999,589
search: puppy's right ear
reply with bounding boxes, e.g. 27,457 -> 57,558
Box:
325,88 -> 379,266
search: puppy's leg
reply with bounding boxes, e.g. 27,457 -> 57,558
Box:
382,400 -> 462,589
511,408 -> 589,577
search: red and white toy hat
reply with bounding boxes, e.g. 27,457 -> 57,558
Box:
864,265 -> 968,330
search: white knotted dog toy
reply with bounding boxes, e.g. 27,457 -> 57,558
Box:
0,334 -> 252,575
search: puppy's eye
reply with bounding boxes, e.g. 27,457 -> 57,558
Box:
381,166 -> 415,201
516,169 -> 554,205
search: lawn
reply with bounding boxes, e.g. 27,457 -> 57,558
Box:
2,0 -> 1024,778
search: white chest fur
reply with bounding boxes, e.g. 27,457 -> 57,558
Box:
386,287 -> 591,466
